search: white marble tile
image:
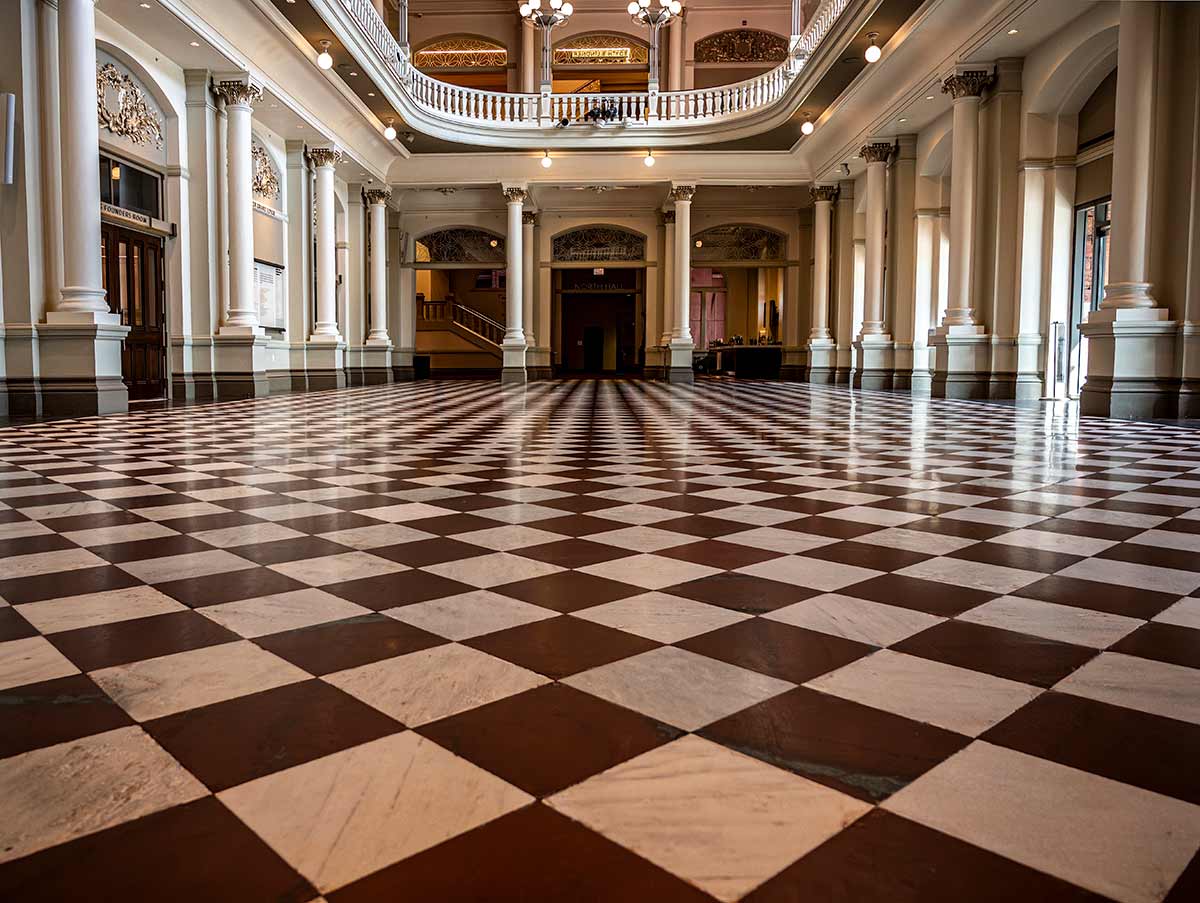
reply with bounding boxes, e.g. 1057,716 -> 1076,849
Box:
573,592 -> 749,643
0,483 -> 75,500
852,527 -> 976,556
721,527 -> 838,555
1153,596 -> 1200,630
189,522 -> 307,549
806,649 -> 1039,736
2,547 -> 107,579
185,485 -> 275,502
472,503 -> 572,524
579,554 -> 722,590
423,551 -> 563,588
938,508 -> 1047,528
1114,490 -> 1200,509
1127,528 -> 1200,553
447,524 -> 566,551
896,557 -> 1041,595
384,590 -> 557,640
269,551 -> 407,587
820,506 -> 926,527
563,646 -> 793,731
85,484 -> 177,501
798,489 -> 894,506
0,520 -> 53,540
986,528 -> 1117,557
1058,508 -> 1170,529
129,501 -> 228,521
17,585 -> 186,634
957,595 -> 1142,648
693,487 -> 781,505
705,505 -> 804,526
484,486 -> 572,502
587,525 -> 697,552
315,523 -> 434,550
285,486 -> 372,502
200,589 -> 371,638
1054,652 -> 1200,725
90,640 -> 309,721
1056,558 -> 1200,596
0,727 -> 207,864
884,741 -> 1200,903
548,735 -> 870,902
245,502 -> 343,523
116,549 -> 258,584
0,636 -> 80,690
60,521 -> 179,547
765,593 -> 942,646
325,643 -> 548,726
737,556 -> 883,593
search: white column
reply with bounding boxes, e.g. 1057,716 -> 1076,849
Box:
936,207 -> 951,324
216,96 -> 230,327
858,143 -> 891,337
522,212 -> 536,347
1101,1 -> 1160,309
398,231 -> 417,373
671,185 -> 695,345
913,209 -> 938,373
55,0 -> 108,316
661,211 -> 676,345
809,186 -> 836,340
214,79 -> 262,333
941,71 -> 990,327
366,188 -> 391,343
521,21 -> 537,94
668,17 -> 685,92
311,147 -> 343,340
501,187 -> 528,382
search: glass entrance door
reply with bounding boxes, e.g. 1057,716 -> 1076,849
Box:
1068,198 -> 1111,397
100,223 -> 167,400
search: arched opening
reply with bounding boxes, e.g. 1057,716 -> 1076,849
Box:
691,224 -> 787,377
413,36 -> 509,91
552,32 -> 651,94
692,28 -> 788,90
413,227 -> 507,376
550,225 -> 647,374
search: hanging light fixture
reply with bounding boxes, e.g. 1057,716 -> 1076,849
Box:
316,40 -> 334,70
644,149 -> 656,167
383,120 -> 397,141
520,0 -> 574,91
541,150 -> 553,168
864,33 -> 881,63
800,113 -> 814,135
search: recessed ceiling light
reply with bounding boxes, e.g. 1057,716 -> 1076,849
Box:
139,2 -> 151,7
189,41 -> 200,47
1007,28 -> 1019,35
926,94 -> 935,100
368,91 -> 376,97
349,71 -> 359,77
898,117 -> 907,123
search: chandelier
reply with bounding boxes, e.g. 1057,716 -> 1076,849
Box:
520,0 -> 575,90
627,0 -> 681,91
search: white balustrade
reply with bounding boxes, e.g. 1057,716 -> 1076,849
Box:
331,0 -> 850,132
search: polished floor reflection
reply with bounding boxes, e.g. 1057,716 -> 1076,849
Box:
1,378 -> 1199,902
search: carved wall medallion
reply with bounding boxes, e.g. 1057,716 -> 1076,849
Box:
554,33 -> 649,66
552,226 -> 646,262
694,29 -> 788,64
251,143 -> 280,201
96,62 -> 164,149
414,37 -> 507,70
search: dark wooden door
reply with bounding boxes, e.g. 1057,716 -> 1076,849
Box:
100,224 -> 166,400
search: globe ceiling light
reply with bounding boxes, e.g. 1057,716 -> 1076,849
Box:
541,150 -> 553,168
644,149 -> 656,167
383,120 -> 398,141
316,40 -> 334,70
520,0 -> 574,90
864,33 -> 881,63
800,113 -> 814,135
629,0 -> 681,91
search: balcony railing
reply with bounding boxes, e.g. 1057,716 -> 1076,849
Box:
327,0 -> 853,143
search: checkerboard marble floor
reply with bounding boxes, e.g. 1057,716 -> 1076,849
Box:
2,378 -> 1199,902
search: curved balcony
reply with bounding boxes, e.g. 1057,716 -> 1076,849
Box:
314,0 -> 865,149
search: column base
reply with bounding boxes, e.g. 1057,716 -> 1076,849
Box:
501,341 -> 527,384
1079,307 -> 1177,419
360,343 -> 393,385
391,347 -> 416,382
38,318 -> 131,415
213,333 -> 272,399
305,340 -> 347,390
852,335 -> 894,390
806,341 -> 836,384
930,326 -> 990,399
666,367 -> 695,385
501,367 -> 529,385
528,346 -> 553,381
780,345 -> 807,381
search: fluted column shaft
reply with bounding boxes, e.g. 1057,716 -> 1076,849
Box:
504,189 -> 526,346
366,189 -> 390,343
810,187 -> 837,340
311,147 -> 342,339
57,0 -> 107,314
215,79 -> 262,332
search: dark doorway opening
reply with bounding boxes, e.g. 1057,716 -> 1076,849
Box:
100,222 -> 167,400
558,268 -> 642,374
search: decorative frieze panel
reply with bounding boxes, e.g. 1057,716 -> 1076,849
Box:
691,225 -> 786,262
554,33 -> 649,66
552,226 -> 646,262
417,228 -> 505,263
694,29 -> 788,64
414,37 -> 507,70
251,143 -> 280,201
96,61 -> 164,150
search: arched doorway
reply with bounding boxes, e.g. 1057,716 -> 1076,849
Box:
550,226 -> 647,375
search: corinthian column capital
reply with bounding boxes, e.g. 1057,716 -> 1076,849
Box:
942,69 -> 993,99
363,187 -> 392,206
810,185 -> 839,204
308,146 -> 344,168
669,184 -> 696,203
212,72 -> 263,107
859,143 -> 894,165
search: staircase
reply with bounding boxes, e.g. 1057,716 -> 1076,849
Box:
417,300 -> 503,375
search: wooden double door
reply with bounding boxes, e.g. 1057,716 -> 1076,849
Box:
100,223 -> 167,400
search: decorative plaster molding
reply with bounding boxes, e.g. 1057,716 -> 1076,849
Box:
669,185 -> 696,202
213,79 -> 262,107
859,142 -> 894,164
522,211 -> 537,226
308,147 -> 343,167
96,62 -> 164,149
503,187 -> 529,204
363,187 -> 392,205
695,29 -> 788,64
251,144 -> 280,200
810,185 -> 840,203
942,70 -> 993,99
661,210 -> 676,225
